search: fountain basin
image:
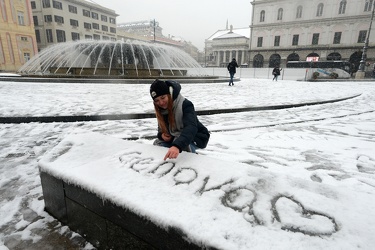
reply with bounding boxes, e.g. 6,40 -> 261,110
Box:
49,66 -> 186,77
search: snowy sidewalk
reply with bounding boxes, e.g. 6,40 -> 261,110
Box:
0,80 -> 362,117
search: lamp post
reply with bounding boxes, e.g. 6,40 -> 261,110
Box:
356,2 -> 375,79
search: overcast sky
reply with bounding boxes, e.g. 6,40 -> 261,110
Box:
87,0 -> 252,51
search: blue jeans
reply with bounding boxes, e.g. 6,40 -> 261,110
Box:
229,72 -> 235,85
153,139 -> 197,153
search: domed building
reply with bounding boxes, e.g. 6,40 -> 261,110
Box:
204,24 -> 250,67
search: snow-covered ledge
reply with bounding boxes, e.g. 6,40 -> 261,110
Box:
38,132 -> 370,249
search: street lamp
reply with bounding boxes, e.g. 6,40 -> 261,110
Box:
356,2 -> 375,79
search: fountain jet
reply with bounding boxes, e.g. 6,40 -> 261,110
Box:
18,40 -> 205,78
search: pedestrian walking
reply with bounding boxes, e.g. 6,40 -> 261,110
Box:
272,65 -> 282,81
227,58 -> 239,86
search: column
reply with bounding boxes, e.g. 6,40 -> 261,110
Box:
216,51 -> 220,67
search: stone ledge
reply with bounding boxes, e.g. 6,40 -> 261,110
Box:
40,171 -> 207,249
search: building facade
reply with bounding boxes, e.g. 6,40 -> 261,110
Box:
205,25 -> 250,67
31,0 -> 118,51
117,20 -> 163,41
0,0 -> 37,72
118,19 -> 202,63
250,0 -> 375,71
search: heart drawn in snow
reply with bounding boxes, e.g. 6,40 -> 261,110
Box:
271,195 -> 339,236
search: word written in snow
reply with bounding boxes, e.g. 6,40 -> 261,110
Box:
118,151 -> 338,236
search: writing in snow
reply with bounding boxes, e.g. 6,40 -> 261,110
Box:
39,133 -> 342,240
117,150 -> 338,236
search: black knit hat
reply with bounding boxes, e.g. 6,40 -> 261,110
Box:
150,80 -> 170,99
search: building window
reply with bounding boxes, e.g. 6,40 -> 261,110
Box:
24,53 -> 31,62
292,34 -> 299,45
33,16 -> 38,26
110,27 -> 116,33
92,12 -> 99,20
260,10 -> 265,22
365,0 -> 374,11
72,32 -> 80,41
296,6 -> 303,18
17,11 -> 25,25
54,15 -> 64,24
312,33 -> 319,45
44,15 -> 52,22
358,30 -> 367,43
339,0 -> 347,14
56,30 -> 66,42
42,0 -> 51,8
83,9 -> 90,17
257,37 -> 263,47
52,0 -> 62,10
253,54 -> 264,68
93,23 -> 99,30
109,17 -> 116,24
69,5 -> 77,14
277,8 -> 283,20
31,1 -> 36,9
101,15 -> 107,22
274,36 -> 280,46
103,36 -> 109,40
93,34 -> 100,40
35,30 -> 41,43
85,35 -> 92,40
70,19 -> 78,27
46,29 -> 53,42
333,32 -> 342,44
102,25 -> 108,32
316,3 -> 324,16
84,22 -> 91,29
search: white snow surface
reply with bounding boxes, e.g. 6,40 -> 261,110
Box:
1,79 -> 375,250
0,73 -> 21,77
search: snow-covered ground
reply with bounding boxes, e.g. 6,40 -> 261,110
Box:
0,73 -> 21,77
1,79 -> 375,249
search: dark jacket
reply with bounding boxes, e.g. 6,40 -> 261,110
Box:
272,67 -> 282,76
227,60 -> 239,74
156,81 -> 210,151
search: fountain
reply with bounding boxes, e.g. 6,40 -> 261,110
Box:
18,40 -> 209,80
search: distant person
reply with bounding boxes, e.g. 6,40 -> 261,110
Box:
272,66 -> 282,81
150,79 -> 210,160
227,58 -> 239,86
350,63 -> 356,77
